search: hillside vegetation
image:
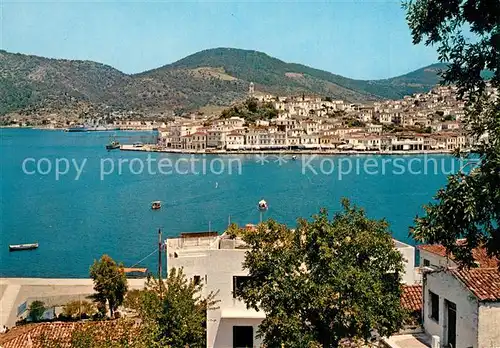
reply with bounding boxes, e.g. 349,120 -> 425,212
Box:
0,48 -> 448,118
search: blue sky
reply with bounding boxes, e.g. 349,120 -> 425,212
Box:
1,0 -> 439,80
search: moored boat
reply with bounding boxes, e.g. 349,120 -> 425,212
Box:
65,125 -> 88,132
151,201 -> 161,210
106,140 -> 120,150
9,243 -> 39,251
258,199 -> 268,211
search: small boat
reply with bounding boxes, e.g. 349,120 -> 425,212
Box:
106,140 -> 120,150
258,199 -> 268,211
291,155 -> 297,161
151,201 -> 161,210
9,243 -> 38,251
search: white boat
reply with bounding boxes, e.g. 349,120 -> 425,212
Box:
292,155 -> 297,161
151,201 -> 161,210
9,243 -> 38,251
258,199 -> 268,211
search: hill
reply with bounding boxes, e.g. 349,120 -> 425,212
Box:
0,48 -> 448,118
164,48 -> 447,101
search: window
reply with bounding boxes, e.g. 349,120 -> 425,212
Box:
233,326 -> 253,348
423,259 -> 430,267
193,275 -> 201,285
233,276 -> 251,298
429,291 -> 439,322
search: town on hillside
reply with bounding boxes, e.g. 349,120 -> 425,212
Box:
152,82 -> 497,153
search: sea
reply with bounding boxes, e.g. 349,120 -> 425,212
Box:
0,128 -> 462,277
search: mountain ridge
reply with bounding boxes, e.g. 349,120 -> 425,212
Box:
0,48 -> 448,117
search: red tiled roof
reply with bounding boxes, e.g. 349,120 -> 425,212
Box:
451,268 -> 500,301
401,285 -> 423,313
0,320 -> 140,348
418,242 -> 499,268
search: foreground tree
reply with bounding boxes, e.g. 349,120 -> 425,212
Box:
236,200 -> 406,347
132,268 -> 218,348
89,254 -> 128,317
62,300 -> 96,319
28,300 -> 46,322
404,0 -> 500,266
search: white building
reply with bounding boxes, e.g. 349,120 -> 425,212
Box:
422,267 -> 500,348
167,232 -> 265,348
166,232 -> 418,348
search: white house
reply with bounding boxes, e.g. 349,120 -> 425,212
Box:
422,267 -> 500,348
166,232 -> 418,348
166,232 -> 265,348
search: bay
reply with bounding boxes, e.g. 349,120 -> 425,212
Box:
0,128 -> 459,277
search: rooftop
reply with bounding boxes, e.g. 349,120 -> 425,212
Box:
418,242 -> 499,268
0,321 -> 140,348
451,268 -> 500,301
401,285 -> 422,314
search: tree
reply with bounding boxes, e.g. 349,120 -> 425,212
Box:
133,268 -> 219,348
29,300 -> 46,322
62,300 -> 96,319
404,0 -> 500,267
89,255 -> 128,317
236,200 -> 406,347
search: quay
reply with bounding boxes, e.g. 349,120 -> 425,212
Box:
120,144 -> 453,155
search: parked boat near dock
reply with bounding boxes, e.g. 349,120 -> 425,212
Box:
65,125 -> 87,132
9,243 -> 39,251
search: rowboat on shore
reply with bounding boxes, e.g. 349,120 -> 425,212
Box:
9,243 -> 39,251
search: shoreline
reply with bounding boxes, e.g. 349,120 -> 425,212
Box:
120,144 -> 454,156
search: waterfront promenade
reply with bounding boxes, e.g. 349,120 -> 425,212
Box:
0,278 -> 146,328
120,144 -> 453,155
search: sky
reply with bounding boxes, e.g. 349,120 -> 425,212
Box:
1,0 -> 440,80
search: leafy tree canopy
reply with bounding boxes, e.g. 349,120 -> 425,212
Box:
29,300 -> 46,322
89,254 -> 128,317
405,0 -> 500,267
130,268 -> 219,348
236,199 -> 406,347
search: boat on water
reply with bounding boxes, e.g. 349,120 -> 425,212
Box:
65,125 -> 88,132
151,201 -> 161,210
106,141 -> 120,150
258,199 -> 268,211
9,243 -> 39,251
292,155 -> 297,161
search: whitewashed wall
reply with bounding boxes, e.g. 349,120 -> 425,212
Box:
424,271 -> 478,348
478,302 -> 500,348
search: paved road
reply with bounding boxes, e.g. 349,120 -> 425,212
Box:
0,278 -> 146,328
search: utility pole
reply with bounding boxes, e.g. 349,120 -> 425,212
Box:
158,228 -> 162,281
164,239 -> 167,283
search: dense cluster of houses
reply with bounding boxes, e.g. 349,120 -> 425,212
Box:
157,85 -> 483,152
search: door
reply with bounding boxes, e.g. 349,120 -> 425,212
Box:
446,300 -> 457,348
233,326 -> 253,348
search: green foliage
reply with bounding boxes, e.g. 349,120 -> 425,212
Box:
405,0 -> 500,267
225,222 -> 246,239
62,300 -> 96,319
28,300 -> 46,322
89,255 -> 128,317
236,199 -> 406,347
131,268 -> 219,348
220,98 -> 278,122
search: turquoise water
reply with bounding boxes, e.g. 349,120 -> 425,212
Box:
0,129 -> 458,277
